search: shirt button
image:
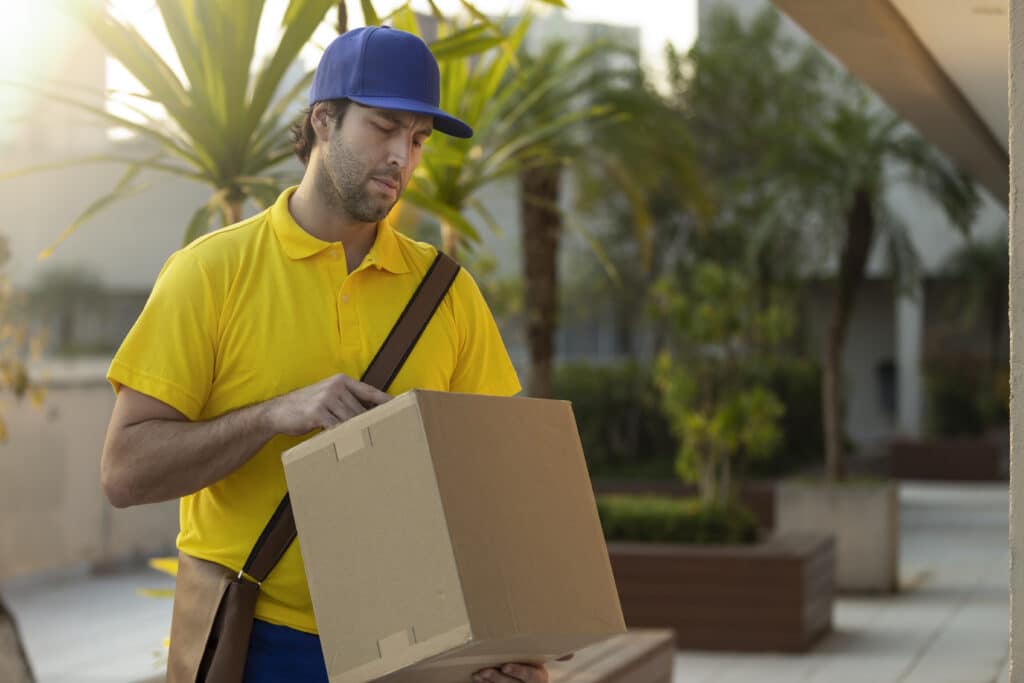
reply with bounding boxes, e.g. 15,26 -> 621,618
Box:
330,248 -> 340,258
340,295 -> 350,303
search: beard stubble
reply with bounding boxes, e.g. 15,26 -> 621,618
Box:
318,137 -> 400,224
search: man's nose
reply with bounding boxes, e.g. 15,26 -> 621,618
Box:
386,139 -> 411,169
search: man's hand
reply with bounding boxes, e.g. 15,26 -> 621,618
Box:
264,373 -> 392,435
473,663 -> 549,683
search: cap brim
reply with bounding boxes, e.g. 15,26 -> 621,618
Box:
348,95 -> 473,139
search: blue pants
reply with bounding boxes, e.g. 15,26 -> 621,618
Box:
243,619 -> 329,682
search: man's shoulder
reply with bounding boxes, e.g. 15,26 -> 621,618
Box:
389,227 -> 439,270
387,229 -> 477,288
178,208 -> 272,269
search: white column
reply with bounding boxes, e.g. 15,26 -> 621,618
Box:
895,285 -> 924,437
1009,1 -> 1023,677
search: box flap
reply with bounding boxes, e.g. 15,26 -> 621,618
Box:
416,391 -> 626,640
283,394 -> 472,682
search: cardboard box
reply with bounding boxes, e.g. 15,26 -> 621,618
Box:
282,390 -> 626,683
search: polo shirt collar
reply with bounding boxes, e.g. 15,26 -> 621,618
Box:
363,215 -> 409,274
271,186 -> 410,274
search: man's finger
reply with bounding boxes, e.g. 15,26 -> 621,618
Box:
502,663 -> 547,683
319,407 -> 342,431
474,664 -> 547,683
346,378 -> 392,406
473,670 -> 517,683
336,391 -> 366,419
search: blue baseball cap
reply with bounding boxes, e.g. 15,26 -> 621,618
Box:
309,26 -> 473,139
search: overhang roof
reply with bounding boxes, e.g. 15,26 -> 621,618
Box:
772,0 -> 1008,203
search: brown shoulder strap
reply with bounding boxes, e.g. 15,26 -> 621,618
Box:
360,252 -> 461,391
240,252 -> 461,583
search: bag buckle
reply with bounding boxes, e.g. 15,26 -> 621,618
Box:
237,569 -> 262,587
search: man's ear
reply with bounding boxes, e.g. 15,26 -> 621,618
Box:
310,102 -> 334,144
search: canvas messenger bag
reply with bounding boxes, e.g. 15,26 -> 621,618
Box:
166,252 -> 461,683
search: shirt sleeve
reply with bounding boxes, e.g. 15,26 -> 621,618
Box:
448,268 -> 521,397
107,249 -> 218,420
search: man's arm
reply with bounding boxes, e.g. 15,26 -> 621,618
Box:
101,374 -> 392,508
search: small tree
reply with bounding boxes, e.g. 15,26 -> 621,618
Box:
653,262 -> 790,505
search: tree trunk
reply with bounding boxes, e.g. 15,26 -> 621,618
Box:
700,455 -> 717,505
520,164 -> 563,399
337,1 -> 348,33
612,302 -> 635,357
227,198 -> 243,225
440,220 -> 459,257
823,188 -> 875,482
720,454 -> 732,506
0,597 -> 34,683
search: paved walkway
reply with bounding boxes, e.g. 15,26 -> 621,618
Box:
4,562 -> 173,683
674,483 -> 1010,683
2,483 -> 1010,683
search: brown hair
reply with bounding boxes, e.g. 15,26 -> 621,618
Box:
290,99 -> 350,166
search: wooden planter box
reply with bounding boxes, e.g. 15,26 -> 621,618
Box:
890,435 -> 1007,481
607,533 -> 834,652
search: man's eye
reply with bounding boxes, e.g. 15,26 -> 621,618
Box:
374,122 -> 395,133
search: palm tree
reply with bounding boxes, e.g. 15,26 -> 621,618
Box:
517,50 -> 708,397
6,0 -> 339,253
365,9 -> 636,400
512,41 -> 624,398
811,87 -> 979,481
673,6 -> 979,482
5,0 -> 550,254
673,7 -> 833,308
382,8 -> 597,261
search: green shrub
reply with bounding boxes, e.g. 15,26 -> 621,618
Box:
554,362 -> 676,478
556,359 -> 823,480
925,356 -> 1009,436
596,494 -> 758,544
742,357 -> 824,477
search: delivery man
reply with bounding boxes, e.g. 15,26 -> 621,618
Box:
101,26 -> 551,683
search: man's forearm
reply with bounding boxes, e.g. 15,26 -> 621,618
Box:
103,401 -> 277,507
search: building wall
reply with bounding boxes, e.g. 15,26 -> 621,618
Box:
0,2 -> 107,156
0,365 -> 178,581
803,280 -> 897,452
1008,4 -> 1023,675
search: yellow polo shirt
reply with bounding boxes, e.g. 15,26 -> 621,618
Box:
108,187 -> 520,633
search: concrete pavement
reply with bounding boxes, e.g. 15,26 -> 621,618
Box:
2,482 -> 1010,683
674,483 -> 1009,683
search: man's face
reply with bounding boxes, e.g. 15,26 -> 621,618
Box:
315,102 -> 433,223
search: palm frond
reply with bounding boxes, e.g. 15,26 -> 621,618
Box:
40,161 -> 153,259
